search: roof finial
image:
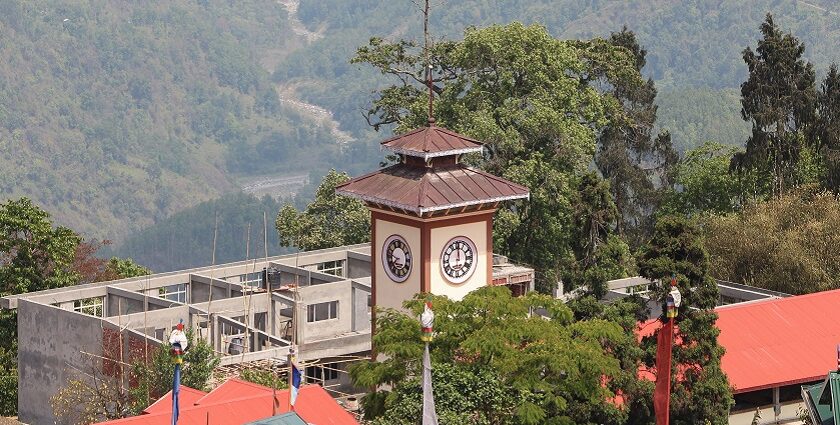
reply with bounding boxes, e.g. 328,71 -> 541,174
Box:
427,64 -> 435,126
423,0 -> 434,126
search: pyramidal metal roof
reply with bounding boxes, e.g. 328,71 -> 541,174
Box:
336,163 -> 529,214
380,125 -> 484,159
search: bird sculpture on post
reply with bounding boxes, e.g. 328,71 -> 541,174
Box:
421,300 -> 438,425
169,320 -> 189,425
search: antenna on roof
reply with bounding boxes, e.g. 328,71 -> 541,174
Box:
423,0 -> 435,126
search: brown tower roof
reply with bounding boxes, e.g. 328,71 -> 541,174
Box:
335,164 -> 529,214
381,125 -> 484,160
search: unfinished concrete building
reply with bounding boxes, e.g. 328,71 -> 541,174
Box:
2,243 -> 534,425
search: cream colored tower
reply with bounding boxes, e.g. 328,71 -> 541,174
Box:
336,124 -> 529,312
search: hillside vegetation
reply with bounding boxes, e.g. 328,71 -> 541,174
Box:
0,1 -> 337,239
278,0 -> 840,149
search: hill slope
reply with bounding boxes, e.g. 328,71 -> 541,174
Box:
0,1 -> 337,239
278,0 -> 840,150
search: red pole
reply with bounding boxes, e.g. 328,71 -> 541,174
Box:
654,317 -> 674,425
655,276 -> 679,424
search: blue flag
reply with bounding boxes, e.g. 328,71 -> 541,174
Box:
172,363 -> 181,425
290,362 -> 301,407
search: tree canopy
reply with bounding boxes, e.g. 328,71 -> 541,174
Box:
637,215 -> 733,424
352,287 -> 639,424
353,22 -> 647,290
703,188 -> 840,295
275,169 -> 370,251
734,13 -> 817,198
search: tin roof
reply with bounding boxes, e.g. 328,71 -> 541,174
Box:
336,164 -> 529,214
380,125 -> 484,159
803,372 -> 840,425
638,288 -> 840,394
96,380 -> 358,425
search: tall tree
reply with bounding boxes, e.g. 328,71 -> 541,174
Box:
814,64 -> 840,192
636,215 -> 733,424
703,188 -> 840,295
565,172 -> 634,298
275,169 -> 370,251
0,198 -> 82,415
354,23 -> 645,291
735,13 -> 817,198
666,141 -> 758,216
351,287 -> 636,424
594,27 -> 678,242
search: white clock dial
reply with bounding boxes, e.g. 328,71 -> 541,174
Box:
382,235 -> 412,283
440,236 -> 477,284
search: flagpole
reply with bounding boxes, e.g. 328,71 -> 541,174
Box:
287,239 -> 301,413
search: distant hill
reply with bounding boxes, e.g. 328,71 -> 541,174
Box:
0,1 -> 341,240
113,191 -> 289,273
6,0 -> 840,265
278,0 -> 840,150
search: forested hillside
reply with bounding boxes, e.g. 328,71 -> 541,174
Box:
5,0 -> 840,271
278,0 -> 840,148
0,1 -> 341,240
114,192 -> 287,272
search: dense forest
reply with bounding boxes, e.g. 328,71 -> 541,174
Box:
278,0 -> 840,144
0,1 -> 357,241
3,0 -> 840,270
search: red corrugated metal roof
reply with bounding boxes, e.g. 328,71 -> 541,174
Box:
380,125 -> 484,159
96,380 -> 358,425
143,387 -> 206,414
336,164 -> 529,213
638,289 -> 840,393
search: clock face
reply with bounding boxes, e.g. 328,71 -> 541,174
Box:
440,236 -> 477,284
382,235 -> 412,283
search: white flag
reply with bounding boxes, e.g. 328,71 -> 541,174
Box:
422,344 -> 439,425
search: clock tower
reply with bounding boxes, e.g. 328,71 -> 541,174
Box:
336,123 -> 529,311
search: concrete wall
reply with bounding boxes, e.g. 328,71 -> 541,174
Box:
298,280 -> 354,342
191,279 -> 227,304
107,294 -> 144,316
17,300 -> 106,425
728,400 -> 804,424
346,255 -> 371,279
352,281 -> 371,332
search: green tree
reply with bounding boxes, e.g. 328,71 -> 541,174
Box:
594,27 -> 678,241
0,197 -> 81,294
667,141 -> 757,215
735,14 -> 817,198
814,64 -> 840,192
239,367 -> 288,390
0,197 -> 82,415
104,258 -> 150,279
130,328 -> 220,413
369,363 -> 517,425
275,169 -> 370,251
354,23 -> 644,292
352,287 -> 637,424
564,172 -> 634,298
636,215 -> 733,424
703,188 -> 840,295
